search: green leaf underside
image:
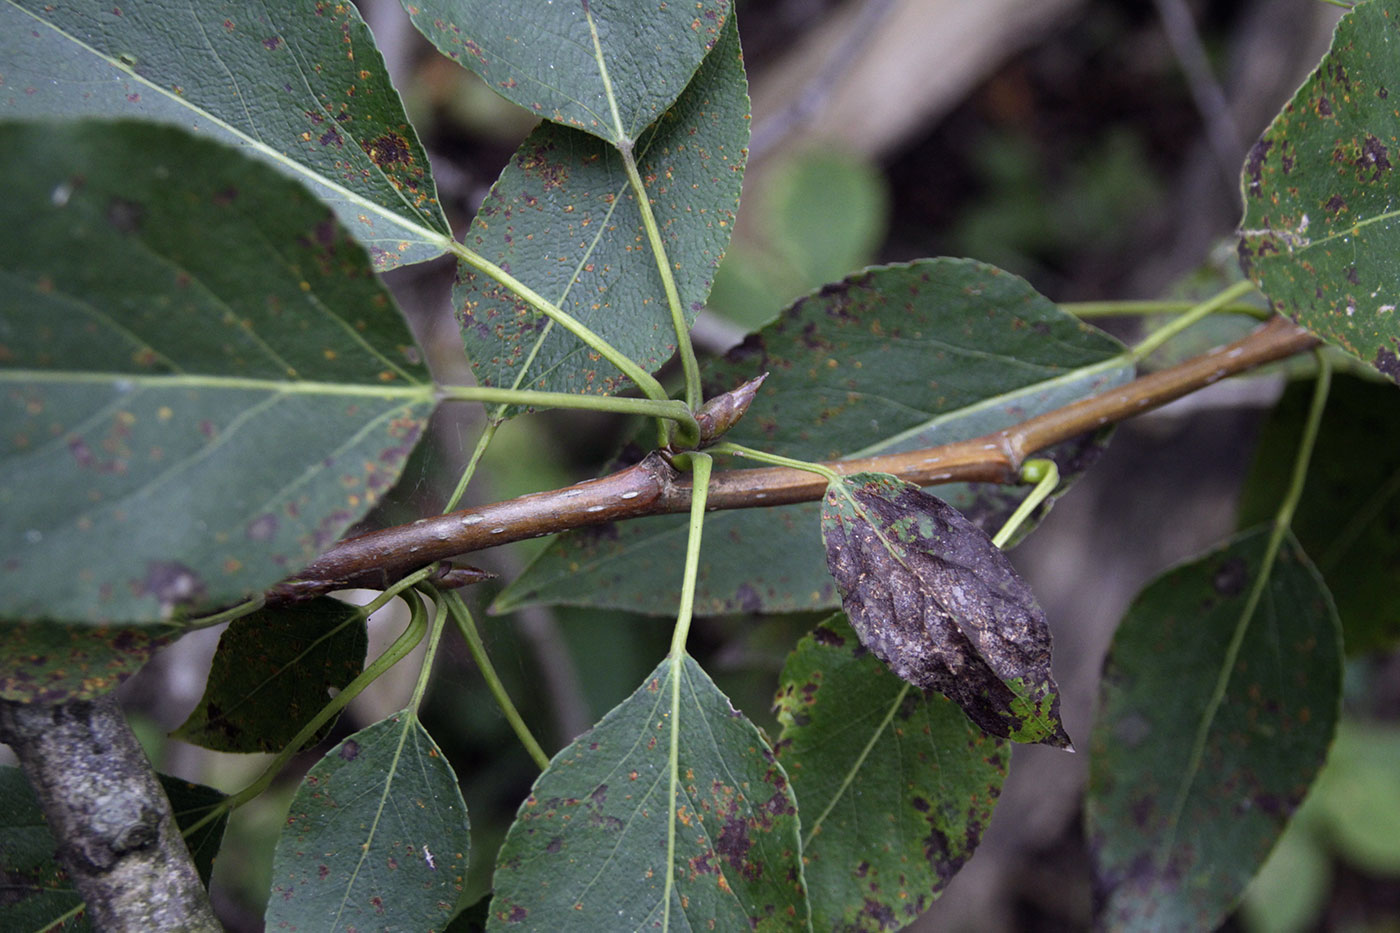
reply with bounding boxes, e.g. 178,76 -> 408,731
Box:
821,472 -> 1070,747
774,615 -> 1008,931
172,597 -> 367,753
0,768 -> 227,932
487,655 -> 807,931
1086,528 -> 1342,932
0,0 -> 449,269
0,120 -> 433,625
404,0 -> 730,145
1237,0 -> 1400,382
265,711 -> 470,932
455,14 -> 747,407
1239,374 -> 1400,654
495,258 -> 1130,615
0,621 -> 178,702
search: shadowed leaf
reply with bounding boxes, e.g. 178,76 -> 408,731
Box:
486,655 -> 808,931
1087,528 -> 1342,932
821,472 -> 1070,747
1238,0 -> 1400,382
1239,374 -> 1400,654
774,615 -> 1008,930
404,0 -> 730,145
0,0 -> 449,268
0,120 -> 434,625
265,711 -> 469,932
494,258 -> 1129,615
172,598 -> 367,753
0,768 -> 227,932
455,14 -> 747,408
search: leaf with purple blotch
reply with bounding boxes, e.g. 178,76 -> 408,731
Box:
820,471 -> 1070,748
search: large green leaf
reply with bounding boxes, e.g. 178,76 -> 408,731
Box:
0,120 -> 434,625
0,768 -> 227,932
1239,374 -> 1400,654
774,615 -> 1007,931
266,711 -> 470,932
1086,528 -> 1342,932
404,0 -> 730,145
172,597 -> 367,753
495,259 -> 1130,615
455,14 -> 747,405
486,654 -> 808,931
0,0 -> 449,268
1238,0 -> 1400,382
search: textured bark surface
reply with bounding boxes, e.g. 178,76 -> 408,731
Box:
0,694 -> 222,932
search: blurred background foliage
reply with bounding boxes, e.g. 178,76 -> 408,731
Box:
93,0 -> 1400,929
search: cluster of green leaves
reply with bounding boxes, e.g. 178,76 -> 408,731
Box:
1,1 -> 1399,931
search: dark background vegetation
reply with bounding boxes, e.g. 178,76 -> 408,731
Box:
94,1 -> 1400,928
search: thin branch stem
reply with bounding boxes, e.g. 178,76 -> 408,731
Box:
708,442 -> 841,483
662,451 -> 712,930
991,459 -> 1060,549
446,240 -> 670,403
1128,279 -> 1258,362
438,385 -> 697,433
268,317 -> 1318,602
620,147 -> 704,411
442,590 -> 551,771
443,420 -> 499,514
1060,300 -> 1268,320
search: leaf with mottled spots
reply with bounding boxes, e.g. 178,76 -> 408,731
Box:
1239,374 -> 1400,654
172,597 -> 367,753
821,472 -> 1070,747
774,614 -> 1008,931
265,711 -> 470,932
0,120 -> 434,626
495,259 -> 1130,615
1086,528 -> 1342,932
0,767 -> 227,932
0,0 -> 450,269
1238,0 -> 1400,382
486,655 -> 809,931
454,14 -> 746,407
0,621 -> 179,702
404,0 -> 730,146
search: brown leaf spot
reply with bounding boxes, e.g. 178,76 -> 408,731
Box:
339,739 -> 360,761
1374,345 -> 1400,383
106,197 -> 143,234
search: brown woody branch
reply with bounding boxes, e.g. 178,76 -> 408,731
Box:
269,317 -> 1317,603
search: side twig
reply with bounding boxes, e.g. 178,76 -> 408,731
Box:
269,317 -> 1315,602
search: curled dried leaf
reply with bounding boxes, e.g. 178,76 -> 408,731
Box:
821,471 -> 1071,748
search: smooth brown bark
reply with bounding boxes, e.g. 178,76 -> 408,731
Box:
270,317 -> 1317,603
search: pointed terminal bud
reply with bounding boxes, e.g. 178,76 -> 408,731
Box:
695,373 -> 768,447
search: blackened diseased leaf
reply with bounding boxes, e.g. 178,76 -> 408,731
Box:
821,471 -> 1070,748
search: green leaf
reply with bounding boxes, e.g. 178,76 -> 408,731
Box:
0,0 -> 450,269
774,615 -> 1008,931
1086,528 -> 1342,932
0,767 -> 227,932
0,120 -> 434,625
0,622 -> 178,702
495,259 -> 1130,615
1308,719 -> 1400,875
821,472 -> 1070,747
455,14 -> 747,407
403,0 -> 731,145
172,598 -> 367,753
266,711 -> 470,932
486,655 -> 808,931
1238,0 -> 1400,382
1239,374 -> 1400,654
